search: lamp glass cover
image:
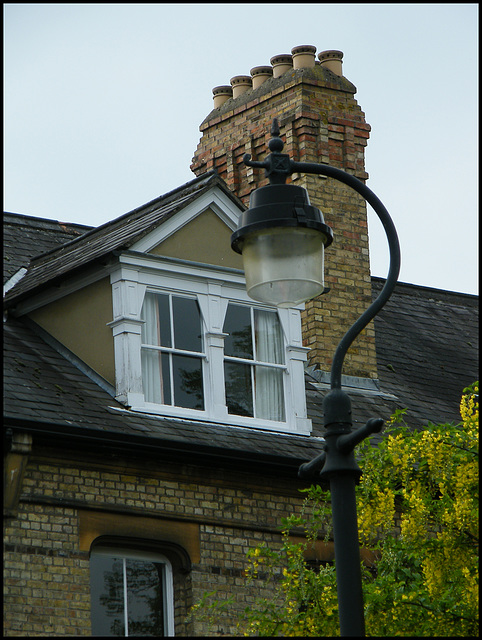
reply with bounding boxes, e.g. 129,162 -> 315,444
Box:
242,226 -> 325,308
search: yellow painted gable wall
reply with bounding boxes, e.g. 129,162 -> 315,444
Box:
28,276 -> 115,386
148,208 -> 244,270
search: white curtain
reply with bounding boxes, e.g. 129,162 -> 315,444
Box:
254,310 -> 285,421
141,294 -> 165,404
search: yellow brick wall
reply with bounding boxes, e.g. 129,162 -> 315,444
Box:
3,450 -> 315,636
4,503 -> 91,635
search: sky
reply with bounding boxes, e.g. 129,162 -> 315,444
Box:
3,3 -> 479,295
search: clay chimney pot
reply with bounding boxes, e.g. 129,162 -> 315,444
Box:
212,85 -> 233,109
250,65 -> 273,89
270,54 -> 293,78
230,75 -> 253,99
318,50 -> 344,76
291,45 -> 317,69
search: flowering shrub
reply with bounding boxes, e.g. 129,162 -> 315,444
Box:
356,382 -> 478,636
189,384 -> 478,636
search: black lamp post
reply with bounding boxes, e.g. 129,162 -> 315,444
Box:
231,118 -> 401,637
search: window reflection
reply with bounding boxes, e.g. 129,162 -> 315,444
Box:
224,361 -> 253,416
223,304 -> 253,359
90,555 -> 166,636
141,292 -> 204,409
172,296 -> 202,352
223,303 -> 285,421
173,355 -> 204,410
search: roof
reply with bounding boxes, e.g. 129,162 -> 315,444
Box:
3,213 -> 92,284
371,278 -> 478,427
3,171 -> 242,305
3,180 -> 478,471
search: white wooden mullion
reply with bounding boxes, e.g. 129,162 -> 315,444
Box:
141,344 -> 206,358
224,355 -> 286,369
123,558 -> 129,636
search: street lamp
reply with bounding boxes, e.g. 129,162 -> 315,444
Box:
231,118 -> 401,637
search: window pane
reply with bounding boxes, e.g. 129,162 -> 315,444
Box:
225,361 -> 253,416
141,350 -> 171,405
254,309 -> 285,364
173,355 -> 204,410
223,304 -> 253,359
90,556 -> 125,636
255,366 -> 285,421
90,556 -> 166,637
141,293 -> 171,348
125,560 -> 164,637
172,297 -> 202,352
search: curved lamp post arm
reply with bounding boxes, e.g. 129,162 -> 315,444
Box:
289,161 -> 401,389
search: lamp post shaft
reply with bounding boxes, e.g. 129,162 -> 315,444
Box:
330,473 -> 365,636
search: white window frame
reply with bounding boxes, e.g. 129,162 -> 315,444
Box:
90,545 -> 175,637
109,252 -> 311,435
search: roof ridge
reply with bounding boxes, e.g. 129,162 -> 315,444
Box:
27,171 -> 221,265
371,276 -> 479,301
3,211 -> 94,230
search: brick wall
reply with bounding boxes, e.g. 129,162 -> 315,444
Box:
191,60 -> 378,380
3,449 -> 312,636
4,503 -> 91,635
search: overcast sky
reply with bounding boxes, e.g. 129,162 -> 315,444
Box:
3,3 -> 478,294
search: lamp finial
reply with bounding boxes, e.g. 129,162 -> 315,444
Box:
268,118 -> 284,153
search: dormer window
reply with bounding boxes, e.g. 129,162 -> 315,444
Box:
109,252 -> 312,434
139,293 -> 289,423
107,177 -> 313,438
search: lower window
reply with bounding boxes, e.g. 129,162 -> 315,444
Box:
90,547 -> 174,636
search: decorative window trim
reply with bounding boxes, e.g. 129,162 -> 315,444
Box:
109,252 -> 311,435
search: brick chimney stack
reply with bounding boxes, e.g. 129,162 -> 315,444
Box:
191,46 -> 377,381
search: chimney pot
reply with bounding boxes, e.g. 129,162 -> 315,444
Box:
291,45 -> 317,69
318,50 -> 344,76
270,54 -> 293,78
250,65 -> 273,89
230,75 -> 253,99
212,85 -> 233,109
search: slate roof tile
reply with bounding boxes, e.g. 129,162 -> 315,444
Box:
372,278 -> 478,427
3,212 -> 92,283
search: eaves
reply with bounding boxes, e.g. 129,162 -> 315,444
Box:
4,416 -> 321,477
